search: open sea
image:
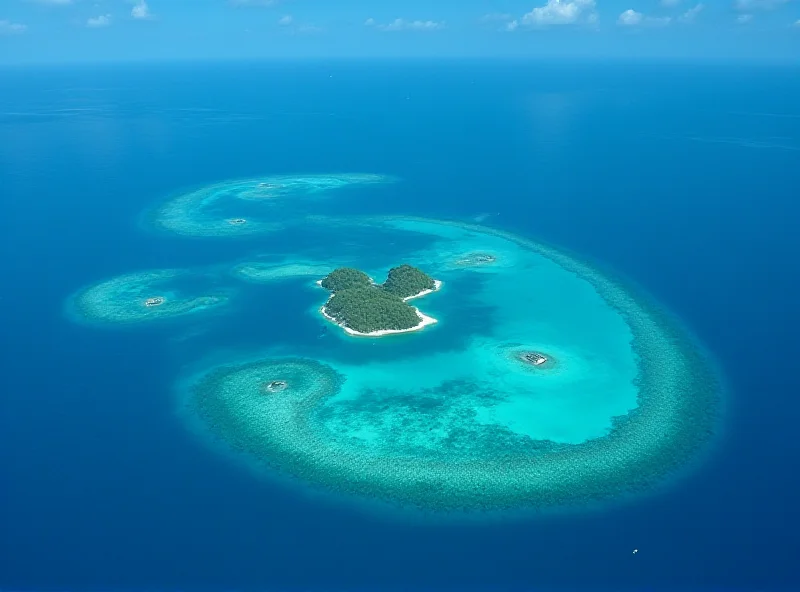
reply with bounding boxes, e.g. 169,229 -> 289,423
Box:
1,60 -> 799,591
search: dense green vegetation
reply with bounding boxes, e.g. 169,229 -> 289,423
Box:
324,287 -> 420,333
382,264 -> 436,299
319,264 -> 437,333
320,267 -> 372,292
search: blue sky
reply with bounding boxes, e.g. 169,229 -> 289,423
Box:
1,0 -> 799,63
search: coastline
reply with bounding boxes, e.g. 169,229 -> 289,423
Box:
402,279 -> 442,301
320,305 -> 437,337
318,279 -> 441,337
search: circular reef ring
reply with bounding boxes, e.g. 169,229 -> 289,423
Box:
184,218 -> 722,513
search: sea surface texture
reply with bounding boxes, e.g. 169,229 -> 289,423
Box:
1,61 -> 798,591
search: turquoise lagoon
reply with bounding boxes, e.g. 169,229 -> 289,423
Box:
181,216 -> 720,512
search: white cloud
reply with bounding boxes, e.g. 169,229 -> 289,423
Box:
618,9 -> 643,25
623,2 -> 701,26
617,9 -> 672,26
131,0 -> 151,19
734,0 -> 790,11
511,0 -> 598,28
367,18 -> 444,31
278,15 -> 292,25
794,18 -> 800,25
0,20 -> 27,34
680,3 -> 704,21
737,13 -> 754,22
87,14 -> 111,27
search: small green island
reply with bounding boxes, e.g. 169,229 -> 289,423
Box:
319,264 -> 441,336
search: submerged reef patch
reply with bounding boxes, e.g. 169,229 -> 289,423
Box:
232,261 -> 336,284
149,174 -> 394,238
182,217 -> 721,512
66,269 -> 232,326
454,252 -> 499,268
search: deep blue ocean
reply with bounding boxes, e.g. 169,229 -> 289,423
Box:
1,61 -> 799,591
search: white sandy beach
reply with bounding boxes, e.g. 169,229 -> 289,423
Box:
402,279 -> 442,301
320,305 -> 437,337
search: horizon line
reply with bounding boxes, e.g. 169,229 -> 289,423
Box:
2,55 -> 800,68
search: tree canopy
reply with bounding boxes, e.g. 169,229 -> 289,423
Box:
324,287 -> 420,333
320,267 -> 372,292
382,264 -> 436,299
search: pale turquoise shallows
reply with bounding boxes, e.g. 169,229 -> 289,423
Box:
149,174 -> 394,238
65,269 -> 232,326
185,217 -> 720,512
231,261 -> 339,285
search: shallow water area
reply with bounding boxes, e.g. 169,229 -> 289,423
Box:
66,269 -> 234,326
232,261 -> 338,284
182,216 -> 719,511
149,174 -> 395,238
